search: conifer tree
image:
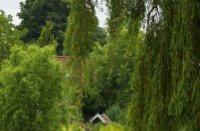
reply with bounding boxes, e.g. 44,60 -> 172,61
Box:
37,21 -> 57,47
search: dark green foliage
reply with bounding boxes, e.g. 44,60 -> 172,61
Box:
18,0 -> 70,54
82,29 -> 137,120
106,104 -> 124,123
63,0 -> 200,129
0,45 -> 63,131
81,0 -> 145,123
127,0 -> 200,130
82,44 -> 108,117
92,27 -> 107,46
168,0 -> 200,130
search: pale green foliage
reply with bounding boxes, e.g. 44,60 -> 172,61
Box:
99,123 -> 125,131
0,10 -> 24,63
37,21 -> 57,47
64,0 -> 98,60
127,33 -> 147,130
90,123 -> 127,131
60,76 -> 84,126
0,45 -> 63,131
66,124 -> 84,131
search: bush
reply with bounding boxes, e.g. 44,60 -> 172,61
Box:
106,104 -> 124,123
0,10 -> 24,63
67,124 -> 84,131
99,123 -> 125,131
0,45 -> 63,131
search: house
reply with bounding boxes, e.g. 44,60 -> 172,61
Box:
90,113 -> 111,124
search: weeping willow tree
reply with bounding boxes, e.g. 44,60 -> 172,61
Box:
168,0 -> 200,130
145,0 -> 200,130
126,0 -> 200,130
63,0 -> 199,129
91,1 -> 199,130
63,0 -> 97,124
106,0 -> 124,39
103,0 -> 147,128
64,0 -> 97,60
142,0 -> 174,130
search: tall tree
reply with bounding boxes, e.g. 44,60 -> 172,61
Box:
0,10 -> 24,63
127,0 -> 200,130
18,0 -> 70,54
37,21 -> 57,47
81,0 -> 145,122
168,0 -> 200,130
63,0 -> 98,123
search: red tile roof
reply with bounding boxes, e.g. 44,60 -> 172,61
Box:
55,56 -> 67,63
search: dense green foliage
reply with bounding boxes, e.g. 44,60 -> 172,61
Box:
168,0 -> 200,130
99,123 -> 125,131
0,45 -> 63,131
0,11 -> 24,63
82,32 -> 136,120
0,0 -> 199,130
92,27 -> 107,46
82,0 -> 145,123
63,0 -> 98,123
63,0 -> 199,130
127,0 -> 200,130
37,21 -> 57,47
79,0 -> 199,130
64,0 -> 98,59
18,0 -> 70,54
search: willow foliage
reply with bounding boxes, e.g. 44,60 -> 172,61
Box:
168,0 -> 200,130
64,0 -> 97,63
63,0 -> 199,130
63,0 -> 98,124
127,0 -> 200,130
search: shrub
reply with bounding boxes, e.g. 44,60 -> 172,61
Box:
99,123 -> 125,131
0,45 -> 63,131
